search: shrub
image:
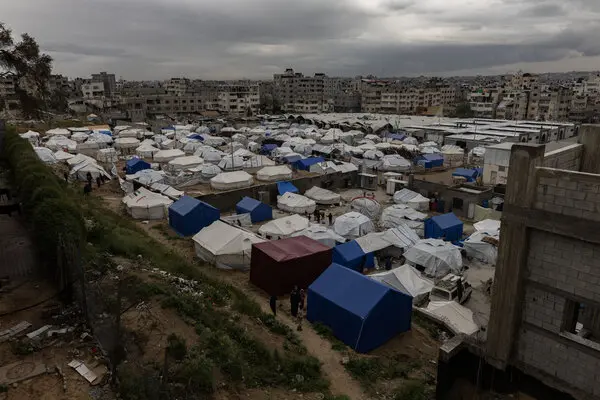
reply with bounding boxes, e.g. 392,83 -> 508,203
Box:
393,380 -> 428,400
167,334 -> 187,361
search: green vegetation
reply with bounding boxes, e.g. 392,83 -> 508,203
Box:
393,380 -> 429,400
313,322 -> 347,351
344,355 -> 423,392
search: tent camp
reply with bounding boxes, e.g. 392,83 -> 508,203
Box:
393,189 -> 430,211
277,192 -> 316,214
424,213 -> 463,242
350,197 -> 381,220
168,196 -> 220,236
370,264 -> 434,305
210,171 -> 254,190
250,236 -> 333,296
294,157 -> 325,170
304,186 -> 341,205
415,153 -> 444,169
307,263 -> 412,353
236,196 -> 272,223
463,230 -> 499,264
34,147 -> 58,164
404,239 -> 462,278
126,158 -> 151,175
122,187 -> 173,220
277,181 -> 299,195
154,149 -> 185,163
258,214 -> 309,239
452,168 -> 479,182
290,224 -> 345,248
192,220 -> 265,270
333,212 -> 374,240
256,166 -> 293,182
332,240 -> 375,272
168,155 -> 204,171
380,204 -> 427,232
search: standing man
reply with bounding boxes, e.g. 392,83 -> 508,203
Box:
290,286 -> 300,318
269,295 -> 277,316
327,213 -> 333,226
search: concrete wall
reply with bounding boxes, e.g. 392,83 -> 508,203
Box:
197,171 -> 357,211
542,144 -> 583,170
412,179 -> 493,219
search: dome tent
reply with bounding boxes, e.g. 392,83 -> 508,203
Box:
258,214 -> 309,239
122,187 -> 173,220
277,192 -> 316,214
350,197 -> 381,220
200,164 -> 222,179
256,165 -> 293,182
304,186 -> 341,205
333,212 -> 374,240
210,171 -> 253,190
404,239 -> 462,278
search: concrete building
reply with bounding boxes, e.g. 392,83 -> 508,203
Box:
468,89 -> 499,118
165,78 -> 190,96
91,72 -> 116,97
217,83 -> 260,115
81,81 -> 105,98
273,68 -> 325,113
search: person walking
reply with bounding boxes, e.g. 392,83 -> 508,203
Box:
96,176 -> 102,188
327,213 -> 333,226
86,172 -> 93,187
290,286 -> 300,318
385,256 -> 392,271
269,295 -> 277,316
63,171 -> 69,183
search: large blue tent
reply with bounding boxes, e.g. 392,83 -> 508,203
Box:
168,196 -> 220,236
307,263 -> 412,353
332,241 -> 375,272
294,157 -> 325,171
261,144 -> 278,154
415,153 -> 443,168
452,168 -> 479,182
126,158 -> 151,175
424,212 -> 463,242
236,196 -> 272,223
277,181 -> 299,195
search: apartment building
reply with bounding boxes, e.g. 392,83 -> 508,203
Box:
468,89 -> 499,118
91,72 -> 116,97
323,77 -> 353,100
81,81 -> 105,98
273,68 -> 325,113
217,83 -> 260,115
379,84 -> 457,114
121,93 -> 206,121
165,78 -> 190,96
360,79 -> 389,113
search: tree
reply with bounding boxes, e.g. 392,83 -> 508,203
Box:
0,22 -> 53,119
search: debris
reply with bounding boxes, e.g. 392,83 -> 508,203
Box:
341,356 -> 350,365
0,360 -> 48,385
68,360 -> 98,384
55,365 -> 66,392
47,327 -> 72,338
26,325 -> 52,340
81,332 -> 91,341
0,321 -> 32,343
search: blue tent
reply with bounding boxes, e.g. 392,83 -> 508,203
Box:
98,130 -> 112,136
452,168 -> 478,182
332,241 -> 375,272
277,181 -> 299,195
126,158 -> 151,175
282,154 -> 303,164
294,157 -> 325,171
307,263 -> 412,353
424,213 -> 463,242
261,144 -> 278,154
415,153 -> 443,168
187,134 -> 205,141
386,133 -> 406,141
168,196 -> 220,236
236,196 -> 272,223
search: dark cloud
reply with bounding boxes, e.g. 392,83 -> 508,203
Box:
523,3 -> 564,17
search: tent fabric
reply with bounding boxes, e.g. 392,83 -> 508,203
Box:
452,168 -> 479,182
355,226 -> 420,254
307,263 -> 412,353
380,205 -> 427,229
304,186 -> 341,205
34,147 -> 58,164
168,155 -> 204,171
473,219 -> 500,235
54,150 -> 74,161
332,241 -> 375,272
96,148 -> 118,163
126,169 -> 165,186
370,264 -> 434,305
192,220 -> 266,270
256,166 -> 293,182
153,149 -> 185,163
404,239 -> 462,278
291,224 -> 345,248
122,187 -> 173,220
277,181 -> 299,195
350,197 -> 381,220
463,230 -> 499,264
250,236 -> 333,295
126,158 -> 151,175
333,212 -> 374,240
210,171 -> 254,190
380,155 -> 411,172
393,188 -> 430,211
70,161 -> 110,181
294,157 -> 325,170
424,213 -> 463,242
149,183 -> 184,199
236,196 -> 272,223
168,196 -> 220,236
277,192 -> 316,214
200,164 -> 222,179
425,301 -> 479,335
258,214 -> 309,239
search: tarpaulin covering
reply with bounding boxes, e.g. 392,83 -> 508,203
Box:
307,263 -> 412,353
126,158 -> 151,175
333,212 -> 375,240
370,264 -> 434,305
258,214 -> 309,239
452,168 -> 479,182
294,157 -> 325,170
277,181 -> 299,195
277,192 -> 316,214
404,239 -> 462,278
168,196 -> 220,236
424,213 -> 463,242
332,240 -> 375,272
236,196 -> 272,223
250,236 -> 332,295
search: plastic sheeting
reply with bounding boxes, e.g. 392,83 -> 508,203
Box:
380,205 -> 427,228
34,147 -> 58,164
153,149 -> 185,163
380,155 -> 411,172
291,223 -> 345,247
473,219 -> 500,235
126,169 -> 166,186
304,186 -> 341,205
425,301 -> 479,335
370,264 -> 434,304
193,220 -> 266,270
393,188 -> 430,211
218,156 -> 245,171
333,212 -> 375,239
463,230 -> 498,264
122,187 -> 173,220
256,165 -> 293,181
355,226 -> 420,253
258,214 -> 309,239
210,171 -> 254,190
277,192 -> 316,214
404,239 -> 462,278
350,197 -> 381,220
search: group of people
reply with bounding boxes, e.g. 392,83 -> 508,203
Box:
269,285 -> 306,331
81,171 -> 108,195
305,210 -> 333,225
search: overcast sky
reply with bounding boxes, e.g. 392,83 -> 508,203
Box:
2,0 -> 600,80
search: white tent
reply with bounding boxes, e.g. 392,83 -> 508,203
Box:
66,153 -> 96,167
34,147 -> 58,164
183,141 -> 204,154
46,128 -> 71,137
126,169 -> 166,185
96,148 -> 118,163
256,165 -> 293,181
114,137 -> 140,149
333,212 -> 374,240
380,155 -> 411,172
259,214 -> 309,239
350,197 -> 381,220
70,131 -> 89,143
463,230 -> 499,265
122,187 -> 173,220
380,204 -> 427,236
370,264 -> 434,305
277,192 -> 316,214
404,239 -> 462,278
473,219 -> 500,235
54,150 -> 74,161
210,171 -> 253,190
149,182 -> 184,199
309,161 -> 339,175
160,139 -> 176,149
393,188 -> 430,211
70,161 -> 111,181
363,149 -> 385,160
193,220 -> 265,270
20,130 -> 40,145
136,144 -> 160,158
425,301 -> 479,335
46,136 -> 77,152
168,155 -> 204,171
290,223 -> 345,247
354,225 -> 419,254
233,148 -> 255,158
200,164 -> 222,179
218,156 -> 245,171
153,149 -> 185,163
243,155 -> 276,168
304,186 -> 341,205
88,132 -> 113,145
118,128 -> 144,139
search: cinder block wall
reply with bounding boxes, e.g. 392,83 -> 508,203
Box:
542,144 -> 583,171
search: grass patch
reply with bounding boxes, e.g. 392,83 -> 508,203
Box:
313,322 -> 347,351
412,313 -> 443,340
393,380 -> 429,400
345,355 -> 422,392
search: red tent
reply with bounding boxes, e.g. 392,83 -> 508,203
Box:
250,236 -> 332,296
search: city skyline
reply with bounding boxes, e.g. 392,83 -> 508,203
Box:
3,0 -> 600,80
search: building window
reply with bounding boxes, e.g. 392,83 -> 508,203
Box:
452,197 -> 464,211
562,300 -> 600,348
498,166 -> 506,172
